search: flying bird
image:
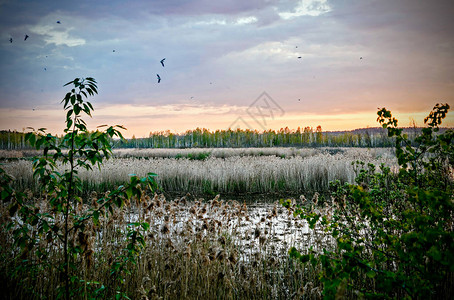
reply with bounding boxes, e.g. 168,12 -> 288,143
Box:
157,74 -> 161,83
9,38 -> 12,43
24,34 -> 29,41
160,58 -> 166,67
297,56 -> 302,59
113,50 -> 115,52
360,57 -> 363,60
56,21 -> 61,24
44,68 -> 47,71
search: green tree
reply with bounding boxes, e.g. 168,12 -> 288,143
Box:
1,77 -> 157,299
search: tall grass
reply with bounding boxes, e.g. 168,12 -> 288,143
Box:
0,193 -> 331,299
1,148 -> 397,196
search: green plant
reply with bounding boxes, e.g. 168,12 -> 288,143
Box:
1,77 -> 157,299
286,103 -> 454,299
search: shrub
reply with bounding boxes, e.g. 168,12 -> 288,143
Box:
286,103 -> 453,299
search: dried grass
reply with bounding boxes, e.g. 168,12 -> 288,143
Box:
2,147 -> 397,195
0,193 -> 330,299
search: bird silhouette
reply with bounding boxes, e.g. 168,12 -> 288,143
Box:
24,34 -> 29,41
157,74 -> 161,83
297,56 -> 302,59
56,21 -> 61,24
9,38 -> 12,43
113,50 -> 115,52
360,57 -> 363,60
160,58 -> 166,67
44,68 -> 47,71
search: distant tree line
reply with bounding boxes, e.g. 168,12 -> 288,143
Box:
1,126 -> 446,150
117,126 -> 424,148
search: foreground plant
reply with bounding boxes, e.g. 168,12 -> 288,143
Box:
286,103 -> 454,299
1,77 -> 157,299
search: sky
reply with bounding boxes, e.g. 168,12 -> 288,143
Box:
0,0 -> 453,138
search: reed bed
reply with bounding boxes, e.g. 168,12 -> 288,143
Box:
1,148 -> 397,196
112,146 -> 393,159
0,193 -> 333,299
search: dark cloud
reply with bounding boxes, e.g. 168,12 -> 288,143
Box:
328,0 -> 454,36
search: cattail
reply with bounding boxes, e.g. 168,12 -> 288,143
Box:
299,194 -> 307,205
228,250 -> 237,264
161,222 -> 170,234
254,227 -> 261,239
90,191 -> 98,208
165,239 -> 174,250
312,192 -> 319,206
202,220 -> 208,231
259,235 -> 266,245
199,204 -> 207,215
271,205 -> 277,217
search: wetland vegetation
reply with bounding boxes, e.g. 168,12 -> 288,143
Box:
0,78 -> 452,299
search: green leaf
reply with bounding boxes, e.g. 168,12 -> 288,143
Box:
366,270 -> 376,278
74,104 -> 81,115
66,109 -> 73,120
93,210 -> 100,225
125,186 -> 133,199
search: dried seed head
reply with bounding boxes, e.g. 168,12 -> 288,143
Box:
202,255 -> 210,265
254,227 -> 261,239
312,192 -> 319,206
202,220 -> 208,230
259,235 -> 266,245
189,206 -> 196,215
271,206 -> 277,217
165,239 -> 174,250
228,250 -> 237,264
161,222 -> 170,234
